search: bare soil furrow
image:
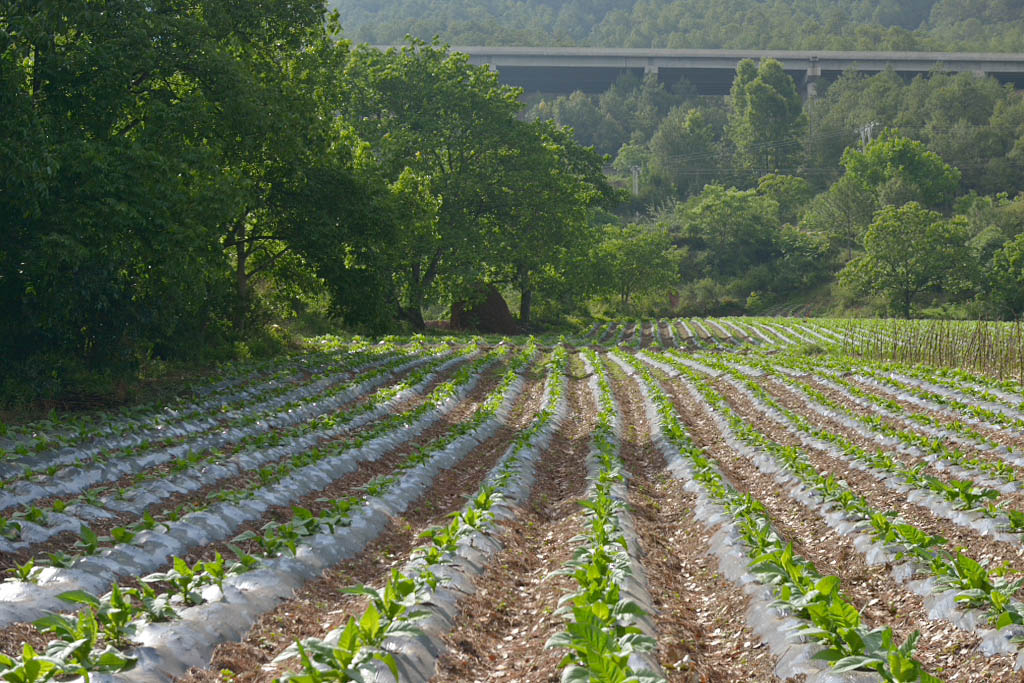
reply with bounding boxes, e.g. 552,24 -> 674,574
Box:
607,359 -> 781,681
433,362 -> 593,682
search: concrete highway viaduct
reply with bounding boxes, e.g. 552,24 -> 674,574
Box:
448,46 -> 1024,97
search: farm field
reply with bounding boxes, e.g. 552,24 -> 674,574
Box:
5,322 -> 1024,681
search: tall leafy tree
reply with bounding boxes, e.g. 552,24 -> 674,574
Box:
338,39 -> 526,328
841,128 -> 961,210
483,119 -> 613,325
0,1 -> 261,372
648,107 -> 716,197
667,184 -> 781,282
592,223 -> 679,310
988,232 -> 1024,319
727,58 -> 806,177
839,202 -> 975,317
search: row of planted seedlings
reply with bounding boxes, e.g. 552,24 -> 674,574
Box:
0,341 -> 469,560
0,342 -> 508,632
0,336 -> 449,493
648,349 -> 1024,668
857,357 -> 1024,411
0,341 -> 540,681
0,337 -> 425,508
0,342 -> 340,461
0,332 -> 467,463
693,350 -> 1024,541
0,343 -> 479,588
732,319 -> 776,346
717,352 -> 1024,537
759,353 -> 1023,491
2,341 -> 466,526
770,355 -> 1024,489
793,352 -> 1024,432
614,349 -> 939,682
543,350 -> 664,682
0,337 -> 399,481
270,344 -> 570,682
775,348 -> 1024,434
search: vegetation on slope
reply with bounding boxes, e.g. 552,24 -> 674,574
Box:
329,0 -> 1024,52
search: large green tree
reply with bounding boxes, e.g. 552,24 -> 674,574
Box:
0,1 -> 402,396
727,58 -> 806,177
648,107 -> 716,197
338,39 -> 525,328
839,202 -> 975,317
841,128 -> 962,210
592,223 -> 679,310
667,184 -> 781,282
483,120 -> 612,326
988,232 -> 1024,319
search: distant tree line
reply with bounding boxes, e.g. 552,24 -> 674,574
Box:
330,0 -> 1024,53
526,60 -> 1024,321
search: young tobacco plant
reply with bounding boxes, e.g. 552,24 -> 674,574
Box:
33,605 -> 137,680
142,556 -> 211,606
274,571 -> 429,683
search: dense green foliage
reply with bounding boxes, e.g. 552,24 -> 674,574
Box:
8,0 -> 1024,404
0,3 -> 614,402
329,0 -> 1024,52
529,61 -> 1024,320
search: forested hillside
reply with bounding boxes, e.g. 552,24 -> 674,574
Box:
329,0 -> 1024,52
326,1 -> 1024,324
6,0 -> 1024,406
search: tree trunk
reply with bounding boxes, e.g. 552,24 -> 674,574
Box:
518,267 -> 532,327
399,272 -> 427,330
399,305 -> 426,330
233,223 -> 251,334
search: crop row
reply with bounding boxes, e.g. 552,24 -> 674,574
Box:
617,350 -> 940,681
0,341 -> 543,681
649,351 -> 1024,659
0,345 -> 471,551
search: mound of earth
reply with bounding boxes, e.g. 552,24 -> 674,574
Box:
450,283 -> 520,335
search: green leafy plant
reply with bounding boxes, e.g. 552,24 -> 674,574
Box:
33,605 -> 137,680
74,525 -> 104,556
141,557 -> 209,607
0,643 -> 62,683
57,585 -> 139,648
6,559 -> 42,584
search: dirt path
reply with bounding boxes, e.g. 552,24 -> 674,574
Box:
606,356 -> 782,682
433,356 -> 594,682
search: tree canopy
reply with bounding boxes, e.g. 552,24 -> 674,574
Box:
0,4 -> 615,400
839,202 -> 974,317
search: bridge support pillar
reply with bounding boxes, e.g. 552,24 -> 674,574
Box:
804,56 -> 822,101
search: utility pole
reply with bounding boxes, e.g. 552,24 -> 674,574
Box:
859,121 -> 878,149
